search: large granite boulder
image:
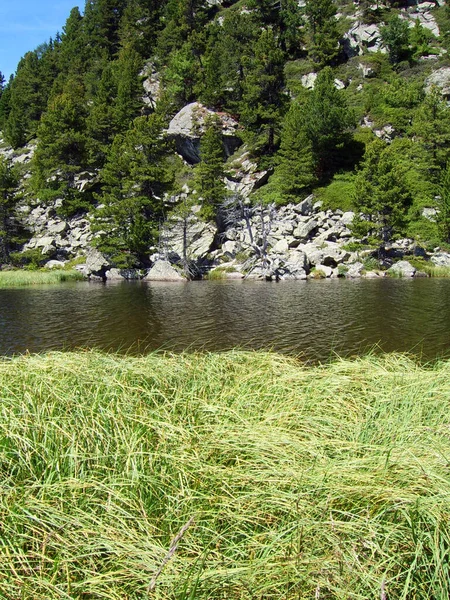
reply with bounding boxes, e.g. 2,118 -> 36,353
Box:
144,260 -> 187,281
388,260 -> 416,277
167,102 -> 241,164
426,67 -> 450,98
85,248 -> 110,277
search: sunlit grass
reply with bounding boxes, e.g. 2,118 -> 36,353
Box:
0,350 -> 449,598
0,269 -> 84,288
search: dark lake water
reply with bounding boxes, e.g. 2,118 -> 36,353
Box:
1,278 -> 450,361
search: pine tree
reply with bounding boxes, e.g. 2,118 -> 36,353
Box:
264,99 -> 316,204
202,11 -> 258,108
352,139 -> 412,251
118,0 -> 163,59
241,28 -> 286,152
85,63 -> 117,168
304,67 -> 354,177
412,86 -> 450,179
0,76 -> 13,130
305,0 -> 339,65
0,72 -> 5,99
381,14 -> 410,64
3,51 -> 46,147
113,44 -> 144,131
83,0 -> 128,60
194,115 -> 227,219
0,157 -> 18,263
32,77 -> 89,214
438,164 -> 450,244
92,115 -> 173,267
58,7 -> 87,75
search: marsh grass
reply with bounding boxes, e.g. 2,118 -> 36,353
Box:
0,269 -> 84,288
1,350 -> 450,598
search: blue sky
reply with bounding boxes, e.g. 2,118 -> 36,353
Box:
0,1 -> 82,81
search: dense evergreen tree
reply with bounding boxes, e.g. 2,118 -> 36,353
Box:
83,0 -> 128,60
0,76 -> 13,129
412,86 -> 450,179
304,0 -> 339,65
85,63 -> 117,168
92,115 -> 173,266
58,7 -> 87,75
194,115 -> 227,219
202,11 -> 258,108
32,77 -> 89,214
438,164 -> 450,244
0,157 -> 18,263
352,139 -> 412,250
241,28 -> 286,152
3,52 -> 46,147
113,44 -> 144,130
303,67 -> 354,177
263,99 -> 316,204
380,14 -> 410,64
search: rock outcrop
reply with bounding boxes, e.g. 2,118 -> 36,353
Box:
167,102 -> 242,164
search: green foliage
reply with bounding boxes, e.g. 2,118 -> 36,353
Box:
437,164 -> 450,244
352,138 -> 412,248
412,86 -> 450,177
3,351 -> 450,597
2,51 -> 49,148
304,0 -> 340,65
409,18 -> 436,60
261,99 -> 316,205
0,157 -> 18,263
32,77 -> 90,211
316,172 -> 357,211
304,66 -> 355,177
380,14 -> 411,65
366,74 -> 423,131
241,28 -> 287,152
0,268 -> 84,286
194,115 -> 227,219
92,114 -> 173,267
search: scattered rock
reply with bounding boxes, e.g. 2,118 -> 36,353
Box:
431,252 -> 450,268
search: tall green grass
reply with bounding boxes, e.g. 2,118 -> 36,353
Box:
0,350 -> 450,598
0,269 -> 84,288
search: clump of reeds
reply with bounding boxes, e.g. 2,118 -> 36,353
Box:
0,350 -> 449,598
0,269 -> 84,288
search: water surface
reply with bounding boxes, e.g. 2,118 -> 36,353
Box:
1,278 -> 450,361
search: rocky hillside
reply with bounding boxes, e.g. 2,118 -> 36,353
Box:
1,0 -> 450,279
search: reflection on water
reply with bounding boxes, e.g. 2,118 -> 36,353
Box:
1,278 -> 450,361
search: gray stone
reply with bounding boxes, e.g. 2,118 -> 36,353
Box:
293,195 -> 313,215
340,211 -> 355,226
105,268 -> 125,280
85,248 -> 110,275
345,262 -> 364,278
272,238 -> 290,254
44,260 -> 66,269
167,102 -> 241,164
35,237 -> 56,248
426,67 -> 450,97
293,219 -> 318,241
388,260 -> 416,277
314,264 -> 333,278
144,260 -> 186,281
431,252 -> 450,267
47,221 -> 68,235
